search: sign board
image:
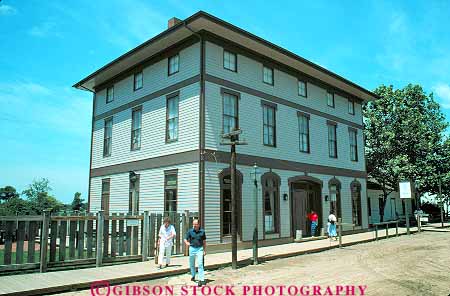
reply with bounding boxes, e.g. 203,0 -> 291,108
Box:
399,181 -> 412,199
127,219 -> 139,227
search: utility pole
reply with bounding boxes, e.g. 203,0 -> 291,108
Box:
221,129 -> 247,269
251,163 -> 260,265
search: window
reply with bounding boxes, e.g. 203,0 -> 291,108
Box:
134,71 -> 143,90
166,94 -> 179,142
101,179 -> 110,215
298,113 -> 310,153
327,123 -> 337,158
219,169 -> 242,237
262,103 -> 276,146
349,128 -> 358,161
329,182 -> 341,218
222,92 -> 238,134
168,54 -> 179,75
263,66 -> 274,85
262,173 -> 280,234
131,107 -> 142,150
103,117 -> 113,157
298,80 -> 307,97
367,198 -> 372,217
327,91 -> 335,107
128,174 -> 140,214
223,50 -> 237,72
348,99 -> 355,115
106,86 -> 114,103
351,182 -> 362,226
164,171 -> 177,214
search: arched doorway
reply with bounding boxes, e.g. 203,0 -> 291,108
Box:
218,168 -> 243,241
289,176 -> 323,237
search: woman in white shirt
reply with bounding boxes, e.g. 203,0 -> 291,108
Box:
327,211 -> 337,241
158,217 -> 176,269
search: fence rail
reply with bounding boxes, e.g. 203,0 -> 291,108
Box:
0,210 -> 198,274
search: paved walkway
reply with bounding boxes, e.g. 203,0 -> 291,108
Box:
0,226 -> 425,296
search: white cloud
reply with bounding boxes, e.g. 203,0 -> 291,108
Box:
433,83 -> 450,109
0,4 -> 16,15
28,21 -> 61,38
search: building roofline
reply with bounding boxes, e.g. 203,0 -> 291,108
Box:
73,11 -> 378,100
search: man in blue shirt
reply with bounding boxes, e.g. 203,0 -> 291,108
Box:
184,219 -> 206,286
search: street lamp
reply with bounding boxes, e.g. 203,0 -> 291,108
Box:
250,163 -> 261,265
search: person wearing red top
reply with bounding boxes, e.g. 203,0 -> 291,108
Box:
308,210 -> 319,237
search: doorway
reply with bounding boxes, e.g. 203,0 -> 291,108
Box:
290,178 -> 322,237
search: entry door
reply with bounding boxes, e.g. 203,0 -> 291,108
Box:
292,189 -> 308,235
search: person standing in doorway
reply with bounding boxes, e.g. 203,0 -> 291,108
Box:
184,219 -> 207,287
158,217 -> 176,269
327,211 -> 337,241
308,210 -> 319,237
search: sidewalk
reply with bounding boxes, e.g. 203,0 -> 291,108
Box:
0,226 -> 419,296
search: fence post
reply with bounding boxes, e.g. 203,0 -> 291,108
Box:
40,210 -> 50,273
395,221 -> 399,237
385,223 -> 389,238
142,211 -> 149,262
96,210 -> 104,267
338,218 -> 342,248
184,210 -> 190,256
375,225 -> 378,241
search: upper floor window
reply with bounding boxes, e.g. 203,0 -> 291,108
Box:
348,99 -> 355,115
106,86 -> 114,103
262,102 -> 276,147
349,128 -> 358,161
298,113 -> 310,153
223,50 -> 237,72
166,94 -> 179,142
327,91 -> 335,108
103,117 -> 113,157
222,92 -> 239,135
134,71 -> 143,91
168,54 -> 179,76
298,80 -> 307,97
131,107 -> 142,150
263,66 -> 274,85
327,123 -> 337,158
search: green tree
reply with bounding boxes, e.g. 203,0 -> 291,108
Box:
364,84 -> 449,221
22,178 -> 63,214
71,192 -> 87,212
0,186 -> 19,202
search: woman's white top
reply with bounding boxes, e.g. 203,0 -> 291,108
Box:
159,224 -> 176,247
328,214 -> 337,223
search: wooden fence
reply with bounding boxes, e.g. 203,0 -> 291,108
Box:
0,210 -> 198,274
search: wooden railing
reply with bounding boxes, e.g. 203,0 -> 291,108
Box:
0,210 -> 198,274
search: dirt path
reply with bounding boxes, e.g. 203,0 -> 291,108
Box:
58,232 -> 450,296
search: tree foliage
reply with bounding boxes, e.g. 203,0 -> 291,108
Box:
364,84 -> 449,220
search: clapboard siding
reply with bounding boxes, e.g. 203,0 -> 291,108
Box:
89,162 -> 199,214
205,41 -> 363,125
94,43 -> 200,117
367,189 -> 412,224
92,83 -> 200,169
204,161 -> 367,244
205,81 -> 365,172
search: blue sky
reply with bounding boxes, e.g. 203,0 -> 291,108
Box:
1,0 -> 450,203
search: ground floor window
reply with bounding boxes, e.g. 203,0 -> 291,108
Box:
329,180 -> 341,218
262,172 -> 280,234
219,169 -> 242,238
351,181 -> 362,226
128,173 -> 140,214
101,178 -> 110,215
164,170 -> 177,215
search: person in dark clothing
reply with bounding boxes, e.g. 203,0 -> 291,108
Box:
184,219 -> 206,286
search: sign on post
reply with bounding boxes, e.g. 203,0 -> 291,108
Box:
399,181 -> 412,199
